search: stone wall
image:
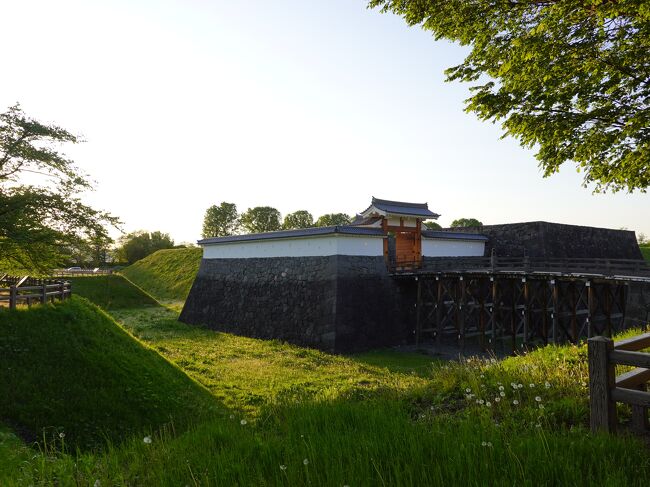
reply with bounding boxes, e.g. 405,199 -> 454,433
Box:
449,222 -> 642,259
179,256 -> 414,353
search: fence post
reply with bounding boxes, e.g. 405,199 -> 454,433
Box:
588,336 -> 617,433
60,281 -> 66,300
631,383 -> 649,433
9,285 -> 17,310
41,283 -> 47,304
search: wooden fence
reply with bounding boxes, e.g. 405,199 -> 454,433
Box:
588,333 -> 650,434
0,274 -> 72,310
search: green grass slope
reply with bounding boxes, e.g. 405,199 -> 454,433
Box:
640,244 -> 650,262
0,297 -> 217,451
67,275 -> 158,310
120,247 -> 202,304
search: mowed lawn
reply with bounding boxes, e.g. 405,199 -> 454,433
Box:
1,274 -> 648,485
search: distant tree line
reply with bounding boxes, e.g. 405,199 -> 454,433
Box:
201,202 -> 352,238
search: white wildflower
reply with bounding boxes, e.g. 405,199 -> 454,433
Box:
487,442 -> 492,447
466,388 -> 471,393
280,465 -> 287,471
495,397 -> 501,403
240,419 -> 247,425
481,441 -> 487,446
498,386 -> 504,391
545,381 -> 551,389
529,383 -> 535,388
303,458 -> 309,465
94,481 -> 101,487
535,396 -> 542,402
500,391 -> 506,397
58,432 -> 65,439
513,400 -> 519,405
539,404 -> 545,410
486,401 -> 492,407
143,436 -> 152,444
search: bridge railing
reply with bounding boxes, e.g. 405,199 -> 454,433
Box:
413,256 -> 650,277
588,333 -> 650,434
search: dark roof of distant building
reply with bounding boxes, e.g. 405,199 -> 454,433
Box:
349,215 -> 383,226
361,197 -> 440,219
422,230 -> 488,241
198,226 -> 384,245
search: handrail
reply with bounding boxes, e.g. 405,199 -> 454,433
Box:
588,334 -> 650,434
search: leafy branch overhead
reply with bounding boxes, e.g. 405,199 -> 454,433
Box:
0,104 -> 119,272
368,0 -> 650,192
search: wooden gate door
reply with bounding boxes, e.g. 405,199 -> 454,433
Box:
395,232 -> 420,267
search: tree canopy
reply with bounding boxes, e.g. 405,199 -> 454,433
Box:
450,218 -> 483,228
240,206 -> 282,233
202,202 -> 239,238
282,210 -> 314,230
314,213 -> 351,227
114,231 -> 175,265
0,104 -> 118,272
368,1 -> 650,192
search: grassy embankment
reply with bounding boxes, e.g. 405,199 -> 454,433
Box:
1,249 -> 649,485
120,247 -> 201,309
641,244 -> 650,262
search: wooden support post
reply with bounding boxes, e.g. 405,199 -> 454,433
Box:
588,336 -> 617,433
587,281 -> 593,338
523,278 -> 530,347
479,285 -> 486,350
631,383 -> 649,434
511,279 -> 517,353
491,277 -> 497,350
551,280 -> 558,344
415,278 -> 422,347
458,277 -> 466,353
541,281 -> 549,345
9,285 -> 16,311
604,284 -> 612,337
571,282 -> 578,343
42,283 -> 47,304
435,277 -> 443,346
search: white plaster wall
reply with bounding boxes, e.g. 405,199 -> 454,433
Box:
202,235 -> 384,259
422,238 -> 485,257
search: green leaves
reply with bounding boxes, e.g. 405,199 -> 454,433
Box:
202,202 -> 240,238
369,0 -> 650,192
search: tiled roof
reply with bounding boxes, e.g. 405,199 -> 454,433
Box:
362,197 -> 440,219
198,226 -> 385,245
422,230 -> 488,241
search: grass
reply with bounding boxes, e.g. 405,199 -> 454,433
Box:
120,247 -> 202,307
1,274 -> 649,485
640,244 -> 650,262
0,296 -> 218,451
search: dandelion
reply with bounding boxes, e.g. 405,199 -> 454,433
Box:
143,436 -> 152,444
517,383 -> 524,389
539,404 -> 545,410
510,382 -> 516,388
529,383 -> 535,388
229,414 -> 235,420
58,432 -> 65,439
535,423 -> 542,428
500,391 -> 506,397
513,400 -> 519,405
303,458 -> 309,465
581,381 -> 587,387
480,374 -> 485,379
498,385 -> 504,391
481,441 -> 487,446
240,419 -> 247,425
478,399 -> 485,405
535,396 -> 542,402
495,397 -> 501,403
94,481 -> 101,487
280,465 -> 287,471
487,442 -> 492,447
486,401 -> 492,407
545,381 -> 551,389
466,388 -> 472,393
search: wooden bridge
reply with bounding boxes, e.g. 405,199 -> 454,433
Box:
393,256 -> 650,353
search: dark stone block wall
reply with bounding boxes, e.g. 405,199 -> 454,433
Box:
179,256 -> 415,353
449,222 -> 642,259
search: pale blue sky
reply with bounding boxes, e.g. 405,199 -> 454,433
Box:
1,0 -> 648,242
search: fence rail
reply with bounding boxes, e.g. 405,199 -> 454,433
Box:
52,268 -> 114,277
0,275 -> 72,310
588,333 -> 650,434
413,255 -> 650,278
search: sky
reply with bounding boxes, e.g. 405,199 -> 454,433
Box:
1,0 -> 648,244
